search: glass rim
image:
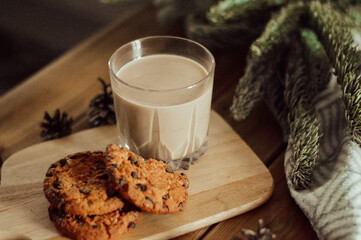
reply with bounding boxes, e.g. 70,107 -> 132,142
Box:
108,36 -> 215,92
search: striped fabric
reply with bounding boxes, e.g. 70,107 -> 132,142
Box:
285,76 -> 361,239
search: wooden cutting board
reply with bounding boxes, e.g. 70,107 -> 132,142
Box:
0,111 -> 273,240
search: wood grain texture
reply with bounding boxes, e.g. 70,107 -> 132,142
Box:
201,153 -> 318,240
0,1 -> 168,160
0,111 -> 273,240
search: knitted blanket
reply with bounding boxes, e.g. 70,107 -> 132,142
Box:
285,76 -> 361,239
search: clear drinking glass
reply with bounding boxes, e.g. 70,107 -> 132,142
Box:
109,36 -> 215,165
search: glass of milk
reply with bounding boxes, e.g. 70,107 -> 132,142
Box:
108,36 -> 215,166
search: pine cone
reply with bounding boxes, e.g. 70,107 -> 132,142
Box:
238,219 -> 276,240
88,78 -> 116,127
40,109 -> 73,141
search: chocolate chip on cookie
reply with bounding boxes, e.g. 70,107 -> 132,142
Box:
105,144 -> 189,214
44,151 -> 124,216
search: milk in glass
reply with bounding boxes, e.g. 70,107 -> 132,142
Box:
111,54 -> 213,161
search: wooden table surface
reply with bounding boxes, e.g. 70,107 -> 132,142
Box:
0,2 -> 318,240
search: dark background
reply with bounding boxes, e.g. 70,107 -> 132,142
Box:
0,0 -> 135,96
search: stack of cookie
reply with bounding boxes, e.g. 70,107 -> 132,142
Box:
44,144 -> 189,240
